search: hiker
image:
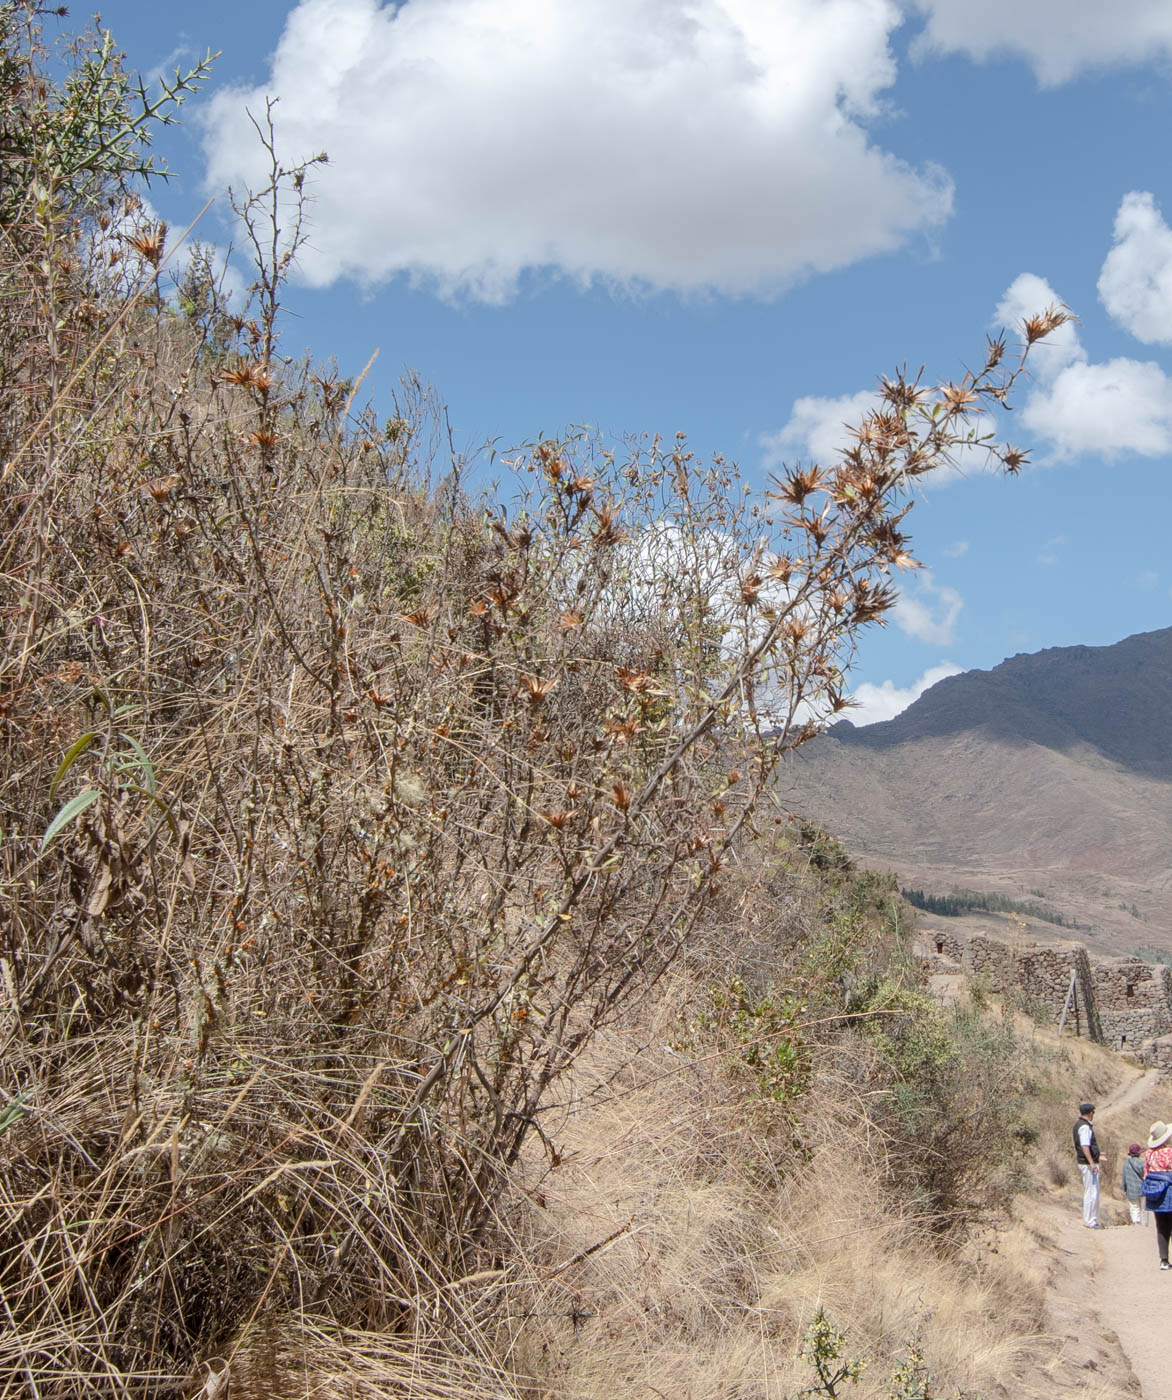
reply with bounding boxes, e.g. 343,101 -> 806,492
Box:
1074,1102 -> 1103,1228
1142,1121 -> 1172,1269
1122,1143 -> 1146,1224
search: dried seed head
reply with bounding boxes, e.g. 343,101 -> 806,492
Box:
1023,304 -> 1073,344
124,222 -> 167,268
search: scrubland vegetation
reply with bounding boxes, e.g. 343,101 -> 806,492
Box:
0,7 -> 1082,1396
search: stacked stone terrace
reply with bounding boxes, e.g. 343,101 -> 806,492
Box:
918,924 -> 1172,1053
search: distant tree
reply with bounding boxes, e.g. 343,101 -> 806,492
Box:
901,886 -> 1088,930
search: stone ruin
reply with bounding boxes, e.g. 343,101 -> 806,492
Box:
917,925 -> 1172,1063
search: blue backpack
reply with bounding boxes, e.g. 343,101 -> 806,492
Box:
1142,1171 -> 1172,1211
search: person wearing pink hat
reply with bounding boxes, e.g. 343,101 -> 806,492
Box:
1142,1121 -> 1172,1268
1122,1143 -> 1146,1224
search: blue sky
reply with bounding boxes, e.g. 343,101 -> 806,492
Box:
91,0 -> 1172,722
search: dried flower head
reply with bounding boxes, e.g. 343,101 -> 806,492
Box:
217,362 -> 274,392
124,222 -> 167,268
141,473 -> 179,502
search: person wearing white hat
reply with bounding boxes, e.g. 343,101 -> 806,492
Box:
1142,1121 -> 1172,1269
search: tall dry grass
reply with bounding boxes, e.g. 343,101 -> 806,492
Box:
0,9 -> 1074,1394
493,978 -> 1057,1400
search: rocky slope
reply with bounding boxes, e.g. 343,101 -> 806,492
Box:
779,626 -> 1172,954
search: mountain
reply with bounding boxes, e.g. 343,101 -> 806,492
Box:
778,626 -> 1172,954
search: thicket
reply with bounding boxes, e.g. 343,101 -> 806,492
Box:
796,1310 -> 972,1399
901,886 -> 1089,931
0,6 -> 1064,1395
684,833 -> 1039,1229
496,836 -> 1054,1399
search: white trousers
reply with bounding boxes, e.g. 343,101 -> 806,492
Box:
1129,1197 -> 1146,1225
1079,1163 -> 1100,1226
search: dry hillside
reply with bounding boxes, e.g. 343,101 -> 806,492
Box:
779,628 -> 1172,954
0,8 -> 1086,1396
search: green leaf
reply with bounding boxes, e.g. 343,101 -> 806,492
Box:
49,733 -> 98,800
118,732 -> 156,793
41,789 -> 100,852
0,1089 -> 32,1135
123,784 -> 179,840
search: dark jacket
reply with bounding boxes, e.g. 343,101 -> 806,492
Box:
1074,1115 -> 1100,1164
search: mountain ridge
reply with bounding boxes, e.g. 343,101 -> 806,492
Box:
833,624 -> 1172,779
780,625 -> 1172,953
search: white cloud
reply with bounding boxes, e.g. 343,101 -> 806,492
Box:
941,539 -> 969,557
992,272 -> 1083,380
200,0 -> 953,302
910,0 -> 1172,85
1036,535 -> 1064,566
762,388 -> 881,465
991,269 -> 1172,462
1098,192 -> 1172,346
891,572 -> 963,645
1021,357 -> 1172,460
849,661 -> 962,726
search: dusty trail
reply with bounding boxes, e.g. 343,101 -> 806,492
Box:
1097,1069 -> 1162,1127
1057,1066 -> 1168,1397
1090,1216 -> 1169,1397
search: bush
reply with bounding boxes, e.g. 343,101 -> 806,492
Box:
850,978 -> 1037,1226
0,8 -> 1063,1392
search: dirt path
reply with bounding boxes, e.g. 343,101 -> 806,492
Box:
1097,1069 -> 1162,1126
1089,1216 -> 1168,1398
1047,1065 -> 1168,1398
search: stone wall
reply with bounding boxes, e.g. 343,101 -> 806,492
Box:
969,933 -> 1020,989
1138,1033 -> 1172,1071
914,926 -> 1172,1047
924,928 -> 966,963
1093,960 -> 1172,1048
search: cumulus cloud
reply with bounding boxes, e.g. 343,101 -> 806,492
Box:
1021,357 -> 1172,460
200,0 -> 953,302
1098,192 -> 1172,345
891,572 -> 963,645
910,0 -> 1172,85
991,268 -> 1172,461
762,388 -> 881,466
849,661 -> 962,726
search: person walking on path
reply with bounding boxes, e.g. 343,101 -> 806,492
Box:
1123,1143 -> 1147,1225
1075,1102 -> 1103,1228
1142,1121 -> 1172,1269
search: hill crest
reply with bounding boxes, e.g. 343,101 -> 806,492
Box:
834,625 -> 1172,780
781,626 -> 1172,953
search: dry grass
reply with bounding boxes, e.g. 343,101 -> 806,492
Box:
492,979 -> 1059,1400
1023,1024 -> 1135,1200
0,13 -> 1083,1395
